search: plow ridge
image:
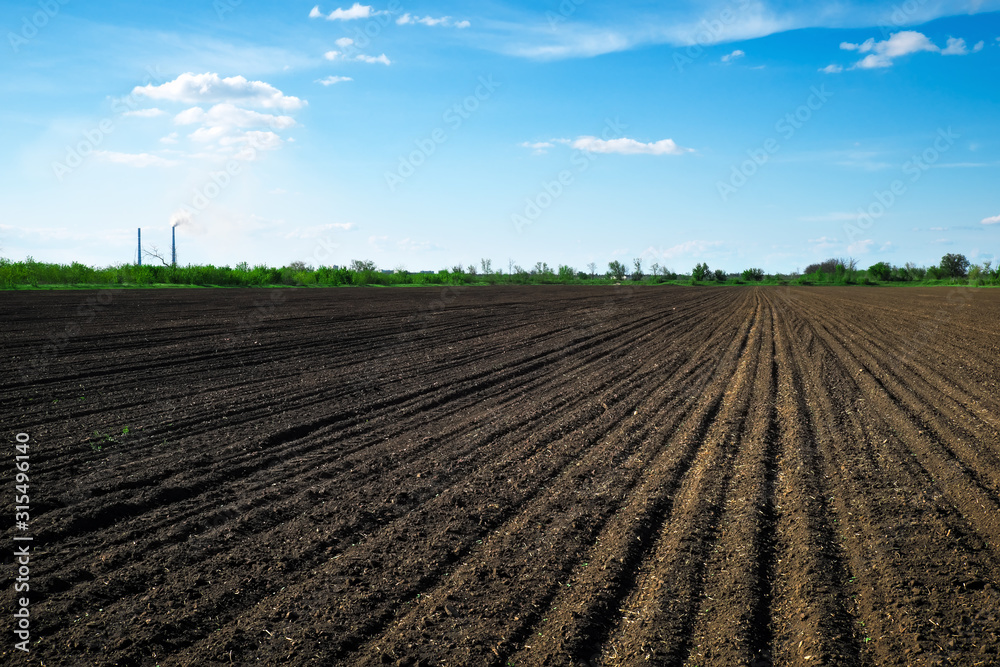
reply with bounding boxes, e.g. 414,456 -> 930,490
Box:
1,286 -> 999,666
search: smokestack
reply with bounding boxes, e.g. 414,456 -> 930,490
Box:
138,228 -> 142,266
172,226 -> 176,267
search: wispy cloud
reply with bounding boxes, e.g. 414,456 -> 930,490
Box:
807,236 -> 840,251
123,108 -> 167,118
568,136 -> 693,156
983,214 -> 1000,225
490,2 -> 994,61
721,49 -> 745,63
396,13 -> 470,28
284,222 -> 355,239
174,104 -> 296,131
95,151 -> 180,168
355,53 -> 391,65
847,239 -> 874,253
325,50 -> 391,65
520,141 -> 554,155
316,75 -> 353,85
643,240 -> 724,261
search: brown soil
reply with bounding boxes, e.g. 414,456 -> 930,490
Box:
2,286 -> 999,666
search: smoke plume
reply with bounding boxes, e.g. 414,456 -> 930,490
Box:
170,209 -> 191,228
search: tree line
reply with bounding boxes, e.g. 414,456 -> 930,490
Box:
0,253 -> 995,288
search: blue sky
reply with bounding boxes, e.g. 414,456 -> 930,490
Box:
1,0 -> 998,273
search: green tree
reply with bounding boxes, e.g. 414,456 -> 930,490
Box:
692,262 -> 710,281
632,258 -> 644,281
741,268 -> 764,282
533,261 -> 553,276
940,253 -> 970,278
868,261 -> 892,281
607,260 -> 627,280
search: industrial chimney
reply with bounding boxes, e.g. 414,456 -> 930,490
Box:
172,226 -> 177,267
138,228 -> 142,266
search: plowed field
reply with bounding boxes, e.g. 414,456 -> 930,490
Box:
3,286 -> 1000,666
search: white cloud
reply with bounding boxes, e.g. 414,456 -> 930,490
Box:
356,53 -> 391,65
316,75 -> 353,85
219,130 -> 282,150
974,40 -> 985,52
640,240 -> 724,261
485,4 -> 994,62
839,31 -> 977,69
325,47 -> 390,64
316,3 -> 376,21
569,136 -> 693,156
982,214 -> 1000,225
335,37 -> 354,48
169,101 -> 299,159
396,14 -> 470,28
95,151 -> 180,168
160,132 -> 179,144
521,141 -> 554,155
941,37 -> 969,55
820,64 -> 843,73
721,49 -> 745,63
123,108 -> 167,118
808,236 -> 839,243
397,238 -> 435,252
848,239 -> 875,254
879,242 -> 894,252
174,103 -> 295,130
133,72 -> 304,111
283,223 -> 355,239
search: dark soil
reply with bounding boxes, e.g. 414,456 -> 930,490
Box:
2,286 -> 999,666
